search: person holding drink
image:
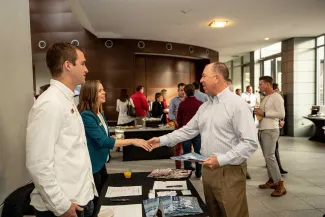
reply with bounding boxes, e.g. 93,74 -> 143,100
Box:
242,85 -> 257,120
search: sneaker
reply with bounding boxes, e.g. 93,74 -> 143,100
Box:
259,178 -> 276,189
271,181 -> 287,197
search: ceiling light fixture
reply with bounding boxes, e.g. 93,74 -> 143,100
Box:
209,21 -> 228,28
264,37 -> 270,40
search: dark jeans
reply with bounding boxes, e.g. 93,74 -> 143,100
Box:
182,135 -> 202,177
35,200 -> 94,217
93,165 -> 108,212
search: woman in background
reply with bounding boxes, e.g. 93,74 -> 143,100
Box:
272,83 -> 288,175
78,80 -> 151,195
161,89 -> 169,122
152,92 -> 167,124
116,89 -> 135,126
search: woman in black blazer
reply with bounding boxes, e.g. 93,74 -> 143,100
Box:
151,93 -> 167,124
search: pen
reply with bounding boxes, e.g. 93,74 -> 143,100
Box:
166,185 -> 183,188
109,198 -> 129,202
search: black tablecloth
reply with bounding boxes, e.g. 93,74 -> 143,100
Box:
95,172 -> 209,217
304,117 -> 325,142
111,129 -> 175,161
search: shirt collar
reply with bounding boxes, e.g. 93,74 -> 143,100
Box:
50,79 -> 74,100
208,87 -> 231,103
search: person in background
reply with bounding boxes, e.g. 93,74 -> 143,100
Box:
272,83 -> 288,175
78,80 -> 151,200
116,89 -> 135,126
168,82 -> 186,169
161,89 -> 169,121
242,85 -> 257,120
131,85 -> 149,117
254,76 -> 287,197
152,92 -> 167,124
148,62 -> 258,217
235,88 -> 242,96
26,43 -> 96,217
192,81 -> 209,102
34,84 -> 50,101
177,84 -> 203,178
226,78 -> 234,92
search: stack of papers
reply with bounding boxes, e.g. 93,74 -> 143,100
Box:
153,181 -> 187,190
100,204 -> 142,217
147,168 -> 191,179
143,196 -> 203,217
105,186 -> 142,198
170,153 -> 207,162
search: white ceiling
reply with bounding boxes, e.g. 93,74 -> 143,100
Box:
69,0 -> 325,62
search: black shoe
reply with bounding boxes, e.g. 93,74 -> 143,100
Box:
280,169 -> 288,174
246,172 -> 251,179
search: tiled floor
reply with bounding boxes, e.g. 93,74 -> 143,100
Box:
108,136 -> 325,217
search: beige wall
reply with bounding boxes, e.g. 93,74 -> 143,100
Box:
0,0 -> 33,213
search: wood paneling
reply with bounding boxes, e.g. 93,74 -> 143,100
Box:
29,0 -> 218,121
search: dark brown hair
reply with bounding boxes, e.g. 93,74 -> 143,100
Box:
177,83 -> 185,89
136,85 -> 143,92
40,84 -> 50,92
77,80 -> 103,114
46,43 -> 83,77
192,81 -> 200,89
211,62 -> 229,80
259,76 -> 274,85
155,93 -> 162,101
273,83 -> 279,90
119,89 -> 129,102
184,84 -> 195,97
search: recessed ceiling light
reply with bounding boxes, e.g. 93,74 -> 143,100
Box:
209,21 -> 228,28
264,37 -> 270,40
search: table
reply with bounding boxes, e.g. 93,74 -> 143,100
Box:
94,172 -> 209,217
110,127 -> 175,161
303,116 -> 325,142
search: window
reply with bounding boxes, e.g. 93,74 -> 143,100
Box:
261,42 -> 282,58
275,57 -> 282,91
317,46 -> 324,105
243,66 -> 250,89
317,35 -> 324,46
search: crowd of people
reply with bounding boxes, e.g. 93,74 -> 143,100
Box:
26,43 -> 288,217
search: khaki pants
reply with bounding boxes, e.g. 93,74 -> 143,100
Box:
202,162 -> 248,217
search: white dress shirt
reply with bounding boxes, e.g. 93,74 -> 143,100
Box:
241,92 -> 257,112
160,88 -> 258,166
116,99 -> 135,125
26,79 -> 97,216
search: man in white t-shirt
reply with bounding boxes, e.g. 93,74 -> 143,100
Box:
242,85 -> 256,119
254,76 -> 286,197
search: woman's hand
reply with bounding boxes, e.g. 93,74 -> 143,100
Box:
131,139 -> 151,151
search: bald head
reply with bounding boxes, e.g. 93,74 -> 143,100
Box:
208,62 -> 229,81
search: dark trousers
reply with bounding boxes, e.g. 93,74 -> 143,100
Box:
35,200 -> 94,217
182,135 -> 202,177
275,130 -> 284,170
174,143 -> 182,169
93,165 -> 108,212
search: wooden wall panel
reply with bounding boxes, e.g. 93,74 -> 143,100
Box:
29,0 -> 218,121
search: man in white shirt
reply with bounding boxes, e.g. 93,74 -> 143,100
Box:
148,62 -> 258,217
254,76 -> 286,197
26,43 -> 96,217
241,85 -> 257,119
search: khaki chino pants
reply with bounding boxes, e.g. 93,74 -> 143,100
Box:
202,162 -> 248,217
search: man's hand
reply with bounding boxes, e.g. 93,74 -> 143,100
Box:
131,139 -> 151,151
60,203 -> 83,217
279,120 -> 285,128
110,135 -> 116,139
147,137 -> 161,152
202,156 -> 220,169
254,108 -> 264,116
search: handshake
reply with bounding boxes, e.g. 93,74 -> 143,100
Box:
131,137 -> 161,152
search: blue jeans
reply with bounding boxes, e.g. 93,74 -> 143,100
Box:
35,200 -> 94,217
182,135 -> 202,177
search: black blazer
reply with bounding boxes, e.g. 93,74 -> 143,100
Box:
152,101 -> 167,124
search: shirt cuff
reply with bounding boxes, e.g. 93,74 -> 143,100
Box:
54,199 -> 71,216
159,135 -> 169,147
215,154 -> 229,167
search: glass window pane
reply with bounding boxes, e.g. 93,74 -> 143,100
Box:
243,54 -> 250,64
233,67 -> 241,91
243,66 -> 250,89
264,60 -> 272,76
261,42 -> 282,58
317,36 -> 324,46
276,57 -> 282,92
317,46 -> 324,105
233,57 -> 241,67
